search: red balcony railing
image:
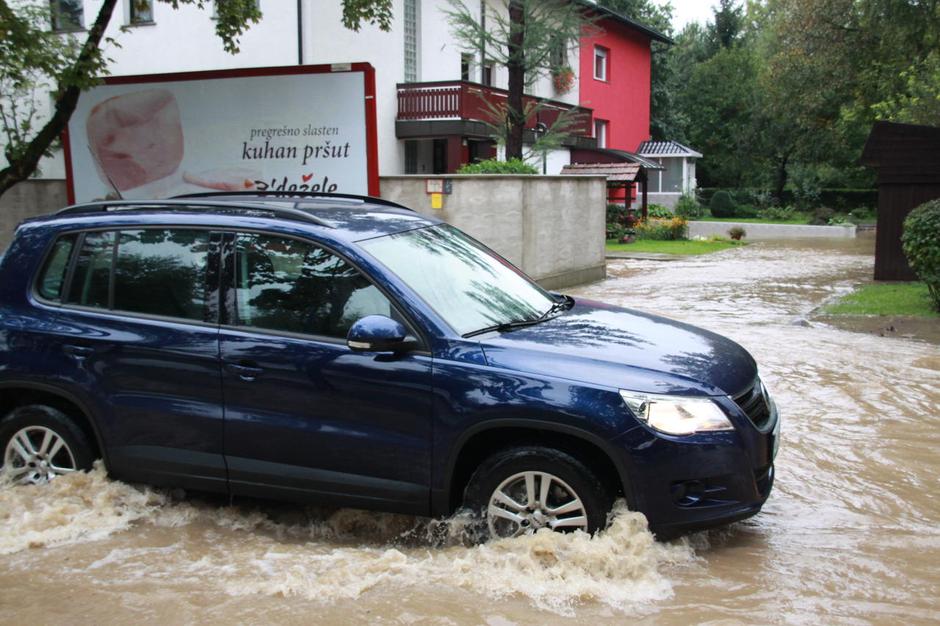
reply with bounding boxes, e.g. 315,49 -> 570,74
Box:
397,80 -> 593,137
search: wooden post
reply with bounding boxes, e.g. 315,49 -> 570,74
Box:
641,169 -> 649,220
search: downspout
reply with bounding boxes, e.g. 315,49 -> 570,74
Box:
297,0 -> 303,64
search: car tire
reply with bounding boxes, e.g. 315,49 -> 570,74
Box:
463,446 -> 613,540
0,405 -> 95,485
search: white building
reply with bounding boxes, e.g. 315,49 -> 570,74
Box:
19,0 -> 595,180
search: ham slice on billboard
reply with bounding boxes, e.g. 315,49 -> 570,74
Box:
86,89 -> 184,191
183,168 -> 260,191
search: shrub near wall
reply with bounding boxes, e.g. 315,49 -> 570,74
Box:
697,188 -> 876,210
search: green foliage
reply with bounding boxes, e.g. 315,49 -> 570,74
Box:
674,193 -> 705,219
340,0 -> 393,32
728,226 -> 747,240
761,205 -> 796,221
646,204 -> 673,219
636,217 -> 688,241
809,207 -> 835,226
901,199 -> 940,311
457,158 -> 538,174
709,190 -> 737,218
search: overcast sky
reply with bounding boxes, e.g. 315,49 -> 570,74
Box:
651,0 -> 716,30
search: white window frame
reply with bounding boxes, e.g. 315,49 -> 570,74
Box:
594,119 -> 608,149
593,46 -> 608,81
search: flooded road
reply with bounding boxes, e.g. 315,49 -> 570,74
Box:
2,238 -> 938,624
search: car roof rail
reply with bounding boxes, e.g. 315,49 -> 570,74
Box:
55,199 -> 333,227
172,191 -> 415,212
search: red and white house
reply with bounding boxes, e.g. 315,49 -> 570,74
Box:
15,1 -> 678,184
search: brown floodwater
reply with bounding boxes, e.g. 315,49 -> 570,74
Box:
1,237 -> 938,625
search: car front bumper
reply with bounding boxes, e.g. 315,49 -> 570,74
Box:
614,397 -> 780,538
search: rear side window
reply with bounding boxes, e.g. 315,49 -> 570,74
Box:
61,228 -> 212,322
113,229 -> 211,321
37,234 -> 78,301
65,231 -> 115,308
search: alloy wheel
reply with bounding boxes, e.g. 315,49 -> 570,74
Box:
486,470 -> 589,538
3,426 -> 77,485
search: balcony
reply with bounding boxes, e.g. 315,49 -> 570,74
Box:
396,80 -> 595,144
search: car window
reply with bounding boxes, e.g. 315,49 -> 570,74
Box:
37,233 -> 78,301
113,229 -> 211,321
234,233 -> 392,338
65,231 -> 115,308
360,224 -> 553,336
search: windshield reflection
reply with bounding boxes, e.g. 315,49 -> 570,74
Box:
361,225 -> 554,336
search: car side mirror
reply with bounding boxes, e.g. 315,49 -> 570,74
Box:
346,315 -> 417,353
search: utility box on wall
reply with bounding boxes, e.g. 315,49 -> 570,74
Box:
860,121 -> 940,281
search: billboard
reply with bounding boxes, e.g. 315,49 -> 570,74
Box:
65,63 -> 379,203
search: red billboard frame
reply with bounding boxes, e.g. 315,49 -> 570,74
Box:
63,62 -> 380,204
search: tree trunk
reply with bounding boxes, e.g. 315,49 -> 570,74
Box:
0,0 -> 120,200
773,150 -> 791,205
505,0 -> 525,161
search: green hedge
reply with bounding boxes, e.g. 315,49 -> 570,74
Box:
697,187 -> 876,210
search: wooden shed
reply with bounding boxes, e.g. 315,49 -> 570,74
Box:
860,121 -> 940,281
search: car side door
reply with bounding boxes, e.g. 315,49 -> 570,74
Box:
40,227 -> 227,492
218,231 -> 434,514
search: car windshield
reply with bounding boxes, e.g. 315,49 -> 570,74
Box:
360,225 -> 555,336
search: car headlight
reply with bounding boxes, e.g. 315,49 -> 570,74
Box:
619,390 -> 734,436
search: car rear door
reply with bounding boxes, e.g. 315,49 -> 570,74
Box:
42,227 -> 227,492
217,231 -> 434,514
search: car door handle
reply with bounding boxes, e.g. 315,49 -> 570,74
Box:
225,361 -> 264,382
63,344 -> 94,360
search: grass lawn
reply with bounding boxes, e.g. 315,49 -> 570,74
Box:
697,215 -> 810,225
823,282 -> 939,317
606,239 -> 746,255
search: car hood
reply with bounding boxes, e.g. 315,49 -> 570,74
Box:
479,298 -> 757,397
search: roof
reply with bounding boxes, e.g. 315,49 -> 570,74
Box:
860,121 -> 940,185
570,147 -> 665,170
577,1 -> 673,45
34,193 -> 439,243
561,162 -> 641,182
637,140 -> 703,158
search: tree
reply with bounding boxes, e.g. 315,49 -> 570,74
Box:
444,0 -> 590,160
0,0 -> 393,200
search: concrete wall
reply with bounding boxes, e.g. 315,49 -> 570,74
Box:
689,220 -> 857,240
0,180 -> 68,249
381,175 -> 607,289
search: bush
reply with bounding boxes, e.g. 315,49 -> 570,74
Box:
849,207 -> 876,223
734,204 -> 760,218
636,217 -> 688,241
902,199 -> 940,311
809,207 -> 835,225
457,158 -> 537,174
709,190 -> 737,217
728,226 -> 746,240
646,204 -> 673,219
761,205 -> 797,221
674,193 -> 705,219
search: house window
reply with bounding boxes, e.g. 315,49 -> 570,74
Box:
482,63 -> 494,86
550,36 -> 567,69
129,0 -> 154,25
594,119 -> 608,149
404,140 -> 418,174
594,46 -> 608,81
461,53 -> 473,81
403,0 -> 419,82
50,0 -> 84,31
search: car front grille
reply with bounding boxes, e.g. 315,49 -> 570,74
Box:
733,379 -> 772,431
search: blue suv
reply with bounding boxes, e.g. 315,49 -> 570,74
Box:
0,192 -> 779,539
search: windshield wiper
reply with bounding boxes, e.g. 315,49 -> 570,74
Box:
537,294 -> 574,321
462,296 -> 574,338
